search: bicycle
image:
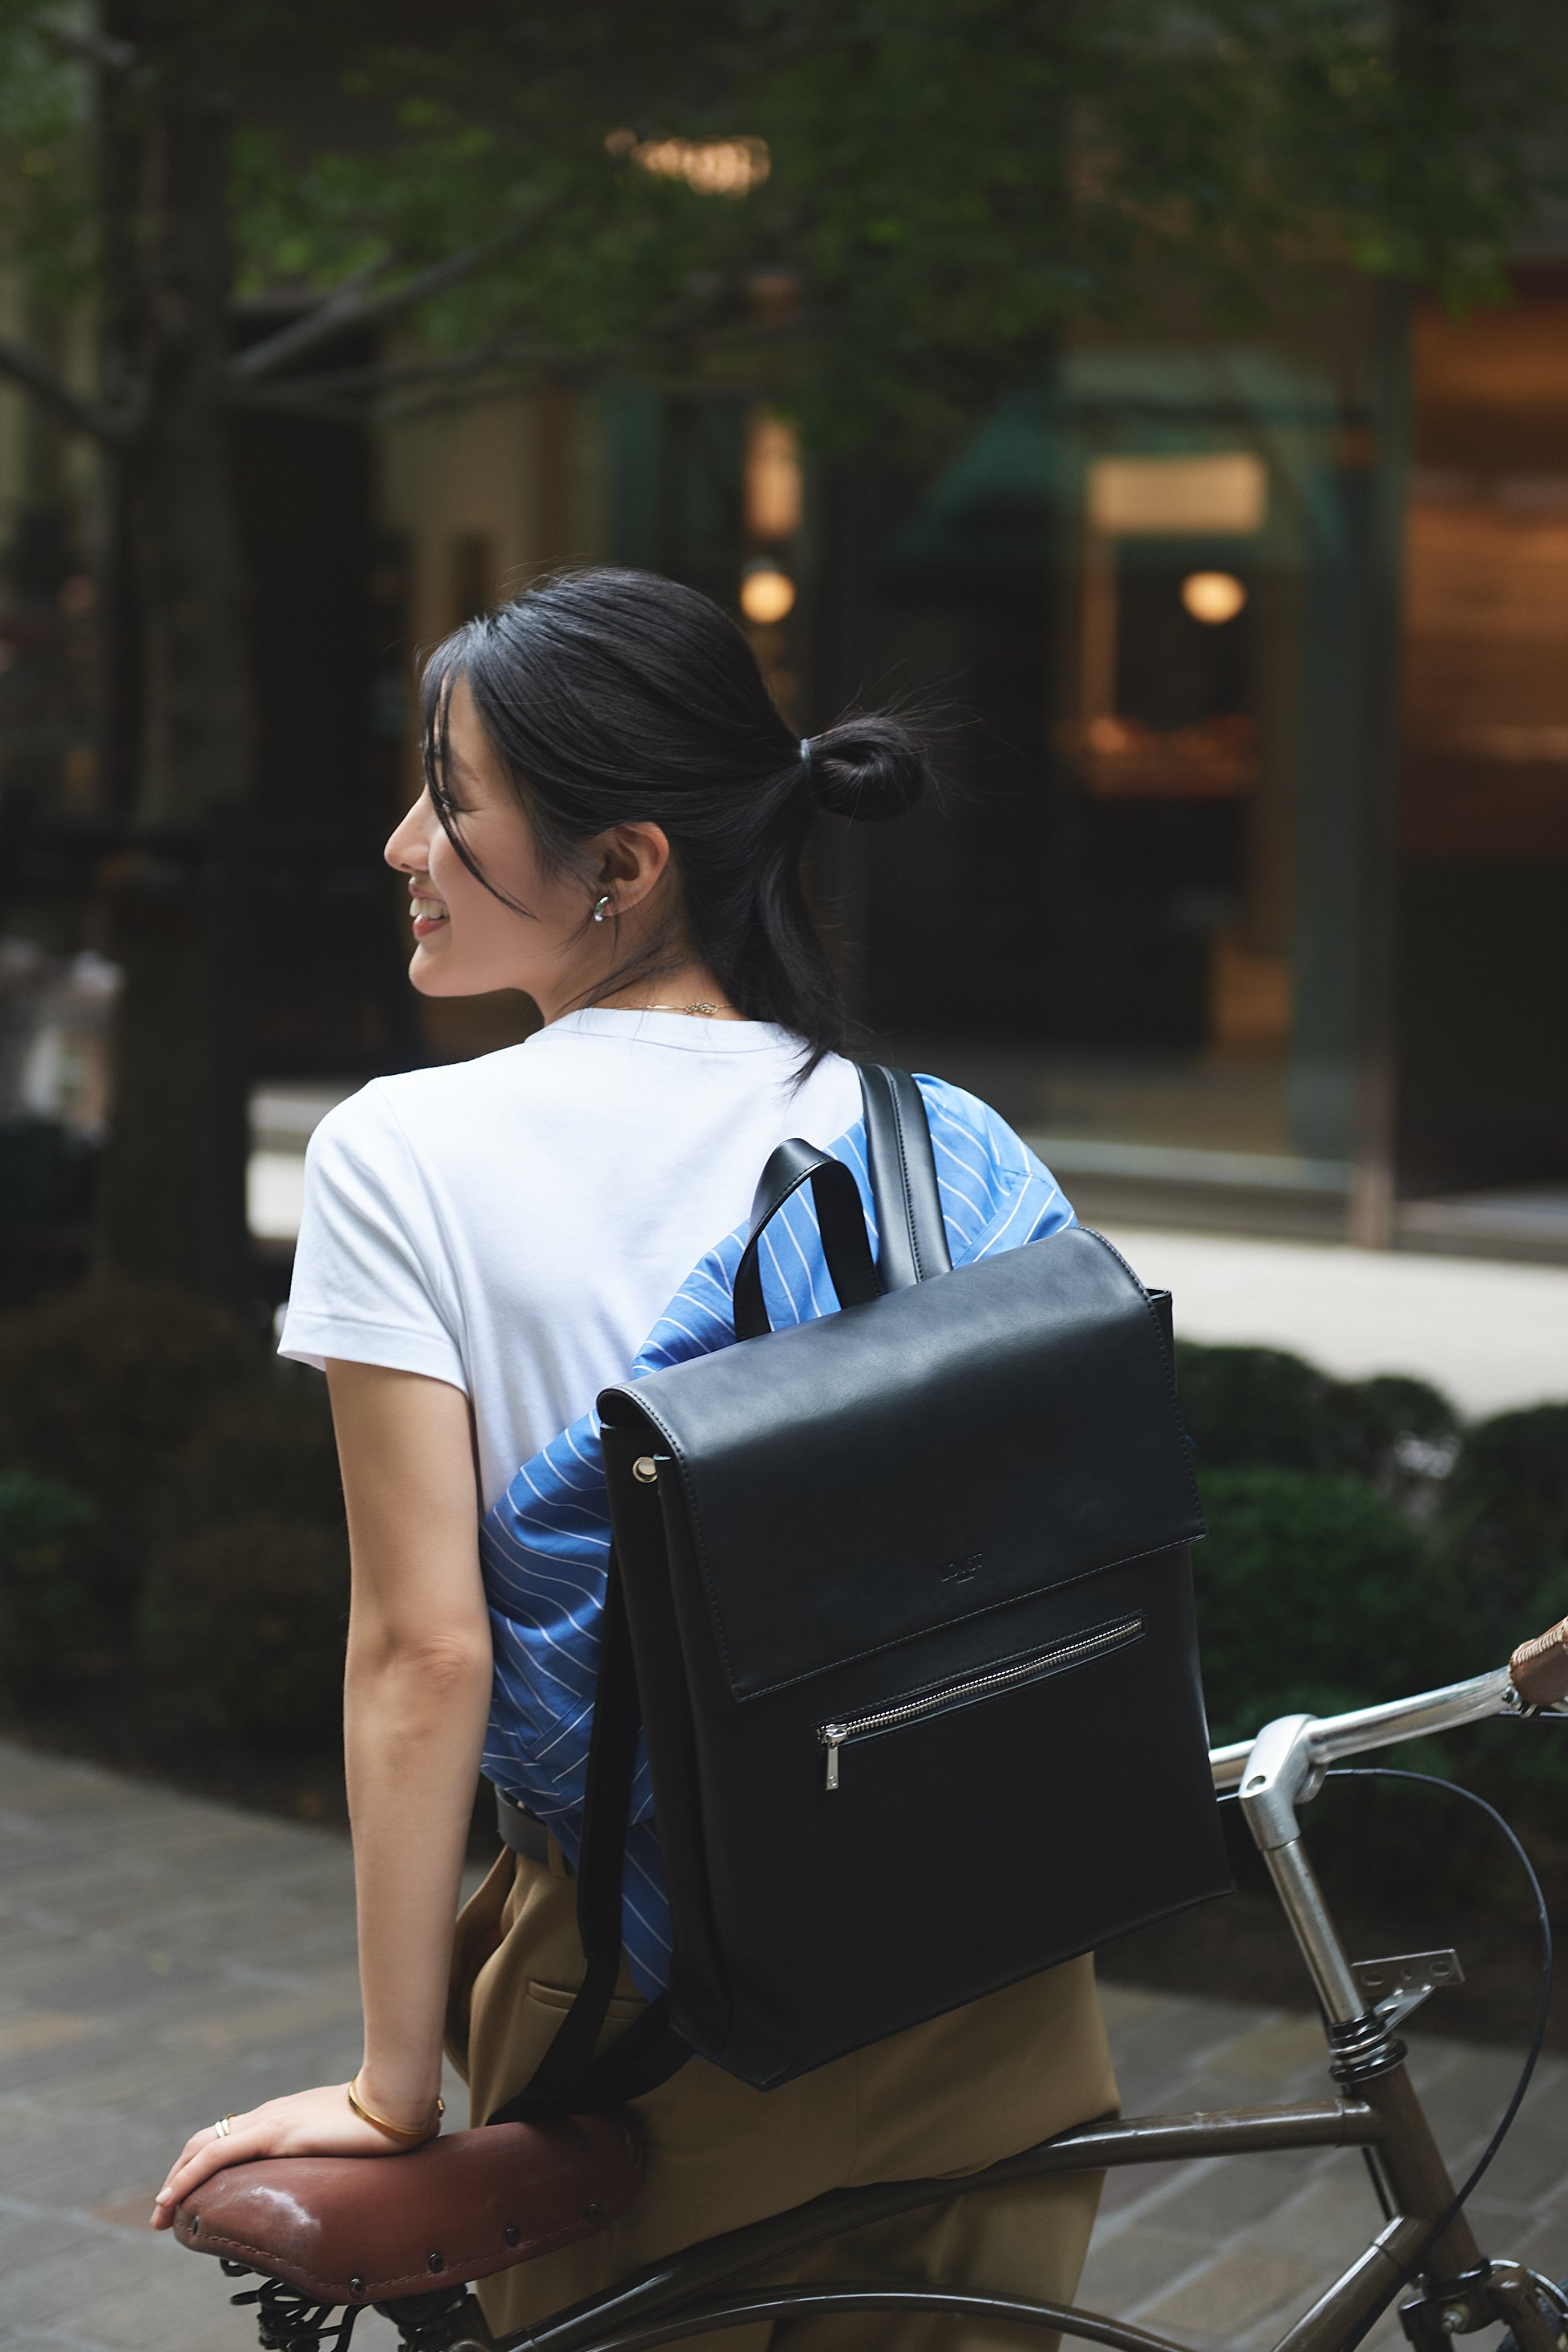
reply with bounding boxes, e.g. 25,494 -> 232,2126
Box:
175,1614 -> 1568,2352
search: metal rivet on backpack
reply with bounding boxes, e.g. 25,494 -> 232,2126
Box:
504,2224 -> 520,2248
632,1457 -> 658,1485
428,2252 -> 444,2273
349,2278 -> 365,2297
188,2215 -> 199,2236
585,2202 -> 606,2225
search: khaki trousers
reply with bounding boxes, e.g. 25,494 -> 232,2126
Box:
446,1846 -> 1119,2352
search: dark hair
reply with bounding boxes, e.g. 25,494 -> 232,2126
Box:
419,568 -> 931,1064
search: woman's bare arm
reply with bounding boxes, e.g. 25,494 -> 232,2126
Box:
337,1361 -> 493,2118
152,1361 -> 492,2223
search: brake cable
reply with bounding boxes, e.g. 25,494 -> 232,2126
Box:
1302,1767 -> 1553,2350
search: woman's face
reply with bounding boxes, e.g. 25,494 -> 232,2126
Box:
384,674 -> 670,1012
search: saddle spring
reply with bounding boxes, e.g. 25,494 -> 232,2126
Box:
222,2266 -> 471,2352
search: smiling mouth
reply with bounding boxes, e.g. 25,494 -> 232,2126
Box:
410,894 -> 449,937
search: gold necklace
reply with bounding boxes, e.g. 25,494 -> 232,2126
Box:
638,1000 -> 738,1017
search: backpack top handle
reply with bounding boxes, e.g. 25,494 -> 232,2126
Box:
731,1067 -> 950,1344
732,1143 -> 879,1342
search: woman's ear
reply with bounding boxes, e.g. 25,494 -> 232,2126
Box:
596,823 -> 672,915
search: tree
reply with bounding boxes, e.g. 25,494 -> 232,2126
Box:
0,0 -> 1561,1299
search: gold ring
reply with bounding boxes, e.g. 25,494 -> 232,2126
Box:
213,2115 -> 233,2140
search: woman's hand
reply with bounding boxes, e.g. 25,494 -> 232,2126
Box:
151,2082 -> 426,2229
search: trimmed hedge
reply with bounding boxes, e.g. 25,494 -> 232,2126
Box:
1174,1340 -> 1459,1492
0,1277 -> 262,1600
138,1514 -> 348,1744
163,1373 -> 344,1536
0,1469 -> 105,1691
1192,1466 -> 1471,1743
1440,1403 -> 1568,1649
1175,1344 -> 1568,1835
0,1282 -> 348,1760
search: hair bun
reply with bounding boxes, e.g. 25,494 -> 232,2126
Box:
806,713 -> 931,824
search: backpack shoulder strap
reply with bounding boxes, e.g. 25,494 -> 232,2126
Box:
859,1064 -> 951,1290
485,1545 -> 690,2123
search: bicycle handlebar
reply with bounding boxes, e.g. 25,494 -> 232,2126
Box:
1207,1611 -> 1568,1792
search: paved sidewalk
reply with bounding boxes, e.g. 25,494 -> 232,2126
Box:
1081,1990 -> 1567,2348
2,1739 -> 1563,2352
1101,1224 -> 1568,1420
246,1087 -> 1568,1424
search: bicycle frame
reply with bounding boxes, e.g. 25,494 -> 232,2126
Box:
376,1665 -> 1567,2352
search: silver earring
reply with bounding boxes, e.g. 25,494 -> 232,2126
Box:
592,893 -> 612,924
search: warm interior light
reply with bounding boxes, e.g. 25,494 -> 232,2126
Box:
1089,453 -> 1268,536
610,133 -> 770,197
1181,571 -> 1248,624
745,416 -> 802,541
741,564 -> 796,624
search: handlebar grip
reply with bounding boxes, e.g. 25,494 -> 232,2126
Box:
1509,1615 -> 1568,1707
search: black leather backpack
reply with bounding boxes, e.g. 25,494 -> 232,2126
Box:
494,1066 -> 1229,2123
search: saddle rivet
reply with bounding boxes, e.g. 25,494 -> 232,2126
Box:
585,2202 -> 606,2224
349,2278 -> 365,2297
504,2225 -> 520,2247
428,2253 -> 444,2273
632,1457 -> 658,1485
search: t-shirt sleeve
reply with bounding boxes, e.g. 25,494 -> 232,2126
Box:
277,1086 -> 468,1391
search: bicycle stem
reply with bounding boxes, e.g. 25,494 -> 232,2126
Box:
1234,1706 -> 1492,2298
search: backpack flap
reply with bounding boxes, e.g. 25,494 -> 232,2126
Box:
606,1226 -> 1201,1701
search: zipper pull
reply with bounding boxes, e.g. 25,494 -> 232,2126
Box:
820,1727 -> 845,1792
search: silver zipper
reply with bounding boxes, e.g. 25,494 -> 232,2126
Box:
818,1615 -> 1143,1790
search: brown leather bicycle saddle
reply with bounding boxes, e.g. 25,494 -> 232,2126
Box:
173,2115 -> 645,2304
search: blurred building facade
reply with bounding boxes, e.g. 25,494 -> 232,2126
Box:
633,280 -> 1568,1262
1,263 -> 1566,1266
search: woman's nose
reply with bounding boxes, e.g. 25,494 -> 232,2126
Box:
385,791 -> 433,873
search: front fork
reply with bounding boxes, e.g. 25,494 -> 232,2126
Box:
1239,1716 -> 1565,2351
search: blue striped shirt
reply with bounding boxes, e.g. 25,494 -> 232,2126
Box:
478,1075 -> 1073,1996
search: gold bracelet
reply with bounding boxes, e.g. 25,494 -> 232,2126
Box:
346,2072 -> 444,2145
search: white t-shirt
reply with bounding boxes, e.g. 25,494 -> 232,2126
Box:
279,1009 -> 864,1509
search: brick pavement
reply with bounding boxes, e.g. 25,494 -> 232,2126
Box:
2,1736 -> 1563,2352
1082,1988 -> 1568,2348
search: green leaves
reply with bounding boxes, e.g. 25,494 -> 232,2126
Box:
238,0 -> 1564,449
1177,1343 -> 1568,1825
0,1466 -> 101,1691
2,0 -> 1564,449
0,1 -> 93,300
1442,1404 -> 1568,1652
1193,1464 -> 1465,1742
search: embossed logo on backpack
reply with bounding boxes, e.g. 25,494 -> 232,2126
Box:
941,1554 -> 982,1587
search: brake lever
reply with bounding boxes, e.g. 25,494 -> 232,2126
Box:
1500,1687 -> 1568,1722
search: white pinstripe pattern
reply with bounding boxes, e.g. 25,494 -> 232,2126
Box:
478,1076 -> 1072,1995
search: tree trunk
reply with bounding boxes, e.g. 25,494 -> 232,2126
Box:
93,18 -> 142,822
95,3 -> 256,1306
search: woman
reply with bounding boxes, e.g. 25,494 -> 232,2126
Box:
152,570 -> 1116,2350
